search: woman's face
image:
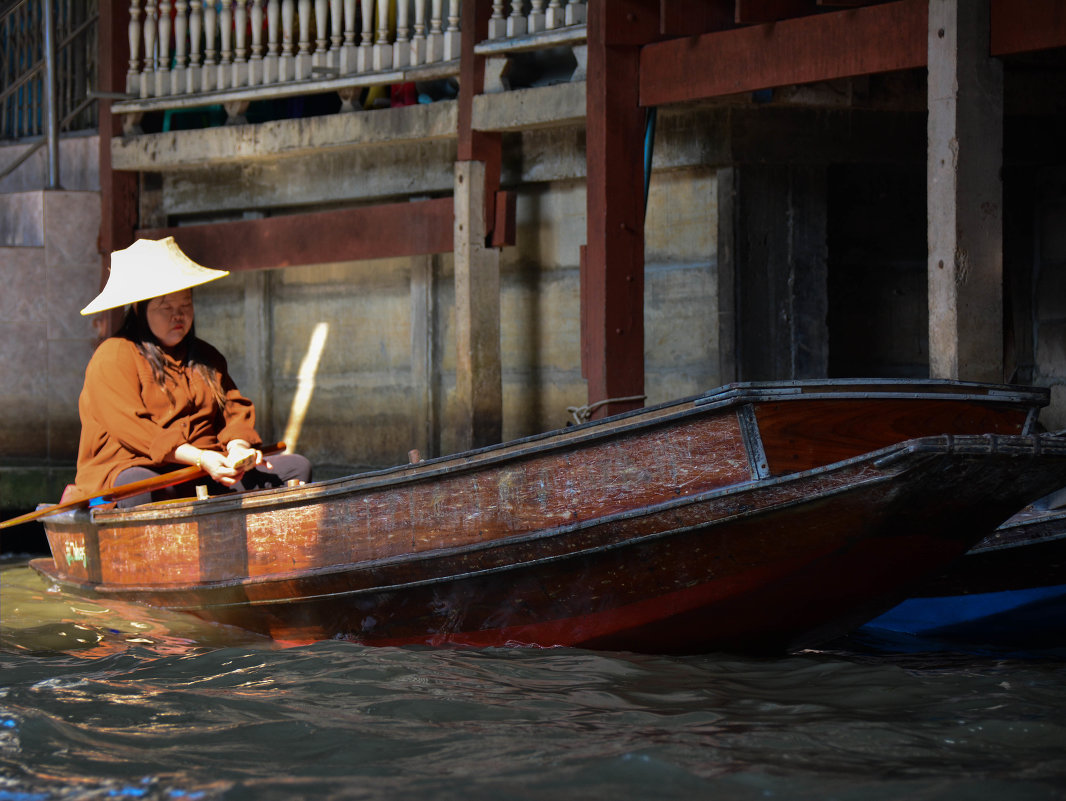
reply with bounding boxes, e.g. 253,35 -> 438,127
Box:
145,290 -> 194,348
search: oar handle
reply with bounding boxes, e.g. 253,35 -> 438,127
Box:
0,442 -> 286,530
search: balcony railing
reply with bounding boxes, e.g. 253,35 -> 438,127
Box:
1,0 -> 99,140
116,0 -> 587,125
1,0 -> 99,186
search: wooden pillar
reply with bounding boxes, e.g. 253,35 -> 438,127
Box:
454,160 -> 501,449
411,255 -> 439,459
98,0 -> 138,338
453,0 -> 502,449
927,0 -> 1004,381
582,0 -> 656,419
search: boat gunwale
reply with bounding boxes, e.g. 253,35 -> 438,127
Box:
971,507 -> 1066,554
59,381 -> 1052,528
34,433 -> 1066,607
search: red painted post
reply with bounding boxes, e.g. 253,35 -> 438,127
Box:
459,0 -> 500,237
97,0 -> 138,338
583,0 -> 657,419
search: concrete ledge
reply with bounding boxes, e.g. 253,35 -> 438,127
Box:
474,81 -> 586,132
113,100 -> 460,172
112,81 -> 591,172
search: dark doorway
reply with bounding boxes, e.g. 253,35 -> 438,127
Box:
827,163 -> 928,379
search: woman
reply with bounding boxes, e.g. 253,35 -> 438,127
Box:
75,237 -> 311,507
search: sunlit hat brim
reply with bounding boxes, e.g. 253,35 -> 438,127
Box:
80,236 -> 230,316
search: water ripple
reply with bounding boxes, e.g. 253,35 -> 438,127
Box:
2,561 -> 1066,800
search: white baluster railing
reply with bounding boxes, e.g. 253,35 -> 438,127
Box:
140,0 -> 156,98
173,0 -> 188,93
114,0 -> 588,119
126,0 -> 141,95
218,0 -> 233,90
490,0 -> 585,39
202,0 -> 217,90
157,0 -> 172,96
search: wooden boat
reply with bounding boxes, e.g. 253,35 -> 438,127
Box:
27,379 -> 1066,655
855,496 -> 1066,652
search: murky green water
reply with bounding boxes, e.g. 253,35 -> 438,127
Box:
3,558 -> 1066,800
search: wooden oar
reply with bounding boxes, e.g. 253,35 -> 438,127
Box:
0,442 -> 286,530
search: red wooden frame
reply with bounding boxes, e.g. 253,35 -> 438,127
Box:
136,198 -> 456,270
640,0 -> 929,107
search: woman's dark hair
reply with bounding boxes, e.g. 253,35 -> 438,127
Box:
116,301 -> 227,409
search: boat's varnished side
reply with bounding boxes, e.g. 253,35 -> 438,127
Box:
43,409 -> 752,586
32,435 -> 1066,653
754,398 -> 1033,474
37,382 -> 1048,589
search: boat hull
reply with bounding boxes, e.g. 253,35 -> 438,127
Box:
857,505 -> 1066,650
32,434 -> 1066,654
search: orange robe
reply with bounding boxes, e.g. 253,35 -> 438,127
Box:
75,336 -> 261,493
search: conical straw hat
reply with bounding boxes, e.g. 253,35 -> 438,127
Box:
80,237 -> 229,316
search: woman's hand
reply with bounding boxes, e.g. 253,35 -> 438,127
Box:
198,449 -> 242,487
175,442 -> 258,487
224,442 -> 263,475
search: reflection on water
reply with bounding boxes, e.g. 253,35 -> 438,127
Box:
3,557 -> 1066,801
1,559 -> 270,658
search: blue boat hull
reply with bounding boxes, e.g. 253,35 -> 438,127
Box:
855,504 -> 1066,652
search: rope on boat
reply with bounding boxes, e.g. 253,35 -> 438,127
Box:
567,395 -> 647,426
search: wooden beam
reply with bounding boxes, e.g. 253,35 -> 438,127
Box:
98,0 -> 138,337
991,0 -> 1066,55
491,190 -> 516,248
453,160 -> 502,448
583,0 -> 651,419
735,0 -> 815,24
659,0 -> 734,34
458,0 -> 500,237
602,0 -> 662,45
453,0 -> 502,449
136,198 -> 455,270
640,0 -> 928,107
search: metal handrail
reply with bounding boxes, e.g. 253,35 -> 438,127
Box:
0,0 -> 98,187
0,0 -> 31,24
0,58 -> 43,105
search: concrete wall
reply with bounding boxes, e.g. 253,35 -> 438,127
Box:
192,161 -> 720,475
0,133 -> 100,194
0,186 -> 101,521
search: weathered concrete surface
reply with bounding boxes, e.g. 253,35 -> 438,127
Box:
161,139 -> 460,215
0,191 -> 101,466
0,193 -> 44,247
473,81 -> 587,132
0,134 -> 100,193
927,0 -> 1004,382
112,101 -> 459,171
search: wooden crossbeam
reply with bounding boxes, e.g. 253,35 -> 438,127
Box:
640,0 -> 927,107
734,0 -> 815,24
137,198 -> 456,271
990,0 -> 1066,55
